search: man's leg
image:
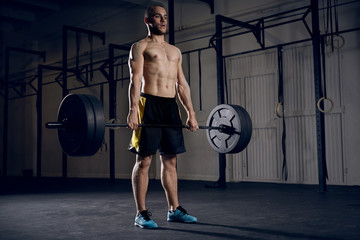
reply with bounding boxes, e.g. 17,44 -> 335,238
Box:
160,154 -> 179,210
132,154 -> 152,214
161,154 -> 198,223
132,154 -> 158,229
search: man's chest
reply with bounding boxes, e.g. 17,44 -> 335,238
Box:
144,44 -> 179,63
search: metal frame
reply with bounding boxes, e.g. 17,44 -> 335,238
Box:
211,3 -> 300,188
311,0 -> 327,192
210,0 -> 359,190
108,44 -> 131,181
1,44 -> 130,179
210,15 -> 265,51
0,0 -> 214,180
209,5 -> 314,51
36,51 -> 130,179
37,64 -> 63,177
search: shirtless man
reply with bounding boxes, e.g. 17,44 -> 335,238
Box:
127,3 -> 199,229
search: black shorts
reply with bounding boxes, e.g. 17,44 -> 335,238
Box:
128,93 -> 186,156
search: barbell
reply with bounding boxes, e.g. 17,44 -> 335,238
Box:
45,93 -> 252,156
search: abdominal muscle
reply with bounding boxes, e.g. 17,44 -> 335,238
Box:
142,54 -> 178,98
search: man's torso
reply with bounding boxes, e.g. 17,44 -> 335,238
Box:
140,38 -> 180,98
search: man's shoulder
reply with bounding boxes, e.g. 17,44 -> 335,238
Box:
160,42 -> 180,52
132,39 -> 148,49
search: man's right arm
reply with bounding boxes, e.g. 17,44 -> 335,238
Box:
127,42 -> 145,130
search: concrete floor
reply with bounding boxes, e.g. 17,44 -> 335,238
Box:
0,178 -> 359,240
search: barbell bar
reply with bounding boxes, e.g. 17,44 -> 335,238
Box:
45,93 -> 252,156
46,122 -> 239,135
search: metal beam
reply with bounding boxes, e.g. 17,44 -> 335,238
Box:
108,43 -> 130,181
61,25 -> 106,178
209,15 -> 265,50
311,0 -> 327,192
168,0 -> 175,45
2,48 -> 9,177
216,15 -> 226,188
36,64 -> 63,178
37,65 -> 43,178
62,26 -> 68,178
109,46 -> 116,182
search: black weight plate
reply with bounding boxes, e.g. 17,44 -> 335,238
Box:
57,94 -> 88,156
57,94 -> 105,156
83,94 -> 105,156
229,105 -> 252,153
206,104 -> 252,154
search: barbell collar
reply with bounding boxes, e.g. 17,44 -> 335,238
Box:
46,121 -> 70,129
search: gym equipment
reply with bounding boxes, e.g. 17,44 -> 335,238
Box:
46,94 -> 252,156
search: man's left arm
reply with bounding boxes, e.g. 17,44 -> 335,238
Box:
176,51 -> 199,132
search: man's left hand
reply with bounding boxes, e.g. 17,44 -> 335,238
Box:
187,115 -> 199,132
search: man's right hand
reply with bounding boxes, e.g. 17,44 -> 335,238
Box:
127,110 -> 139,130
186,114 -> 199,132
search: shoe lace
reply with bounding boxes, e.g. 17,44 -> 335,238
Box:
140,210 -> 152,221
176,206 -> 188,215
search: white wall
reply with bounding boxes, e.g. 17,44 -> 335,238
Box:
1,0 -> 359,185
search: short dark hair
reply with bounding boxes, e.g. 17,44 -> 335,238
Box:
145,2 -> 166,19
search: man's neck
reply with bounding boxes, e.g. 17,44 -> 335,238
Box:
148,34 -> 166,44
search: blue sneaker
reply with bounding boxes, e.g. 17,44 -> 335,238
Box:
167,206 -> 197,223
134,210 -> 158,229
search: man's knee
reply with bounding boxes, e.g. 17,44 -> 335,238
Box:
135,155 -> 152,170
160,154 -> 177,168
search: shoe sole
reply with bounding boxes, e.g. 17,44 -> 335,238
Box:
167,219 -> 197,223
134,222 -> 158,229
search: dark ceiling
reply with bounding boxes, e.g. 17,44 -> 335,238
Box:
0,0 -> 214,34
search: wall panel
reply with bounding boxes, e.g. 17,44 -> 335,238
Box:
225,42 -> 345,185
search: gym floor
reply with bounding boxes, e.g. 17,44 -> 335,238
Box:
0,178 -> 359,240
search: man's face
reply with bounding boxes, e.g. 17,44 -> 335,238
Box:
146,6 -> 167,35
